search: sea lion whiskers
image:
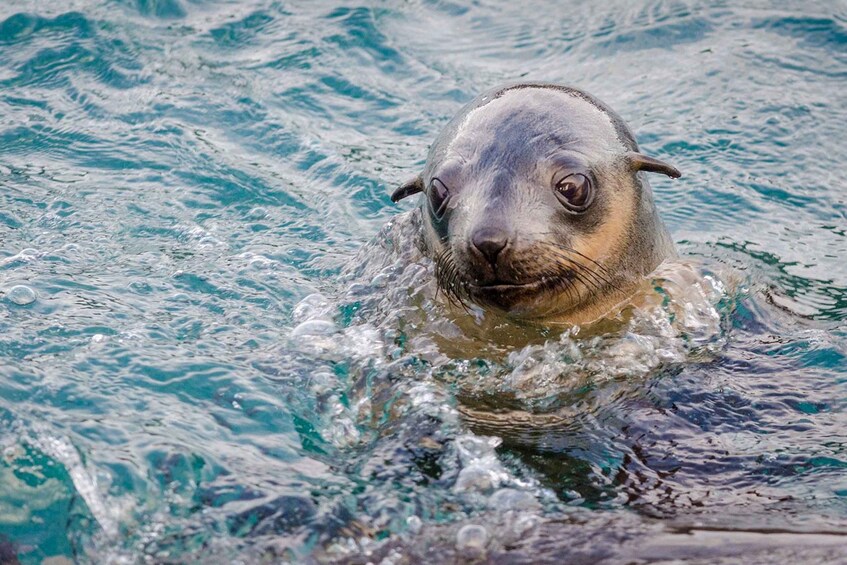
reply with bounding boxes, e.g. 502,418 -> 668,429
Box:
434,246 -> 471,308
537,249 -> 600,304
534,231 -> 620,287
508,236 -> 613,296
542,243 -> 622,293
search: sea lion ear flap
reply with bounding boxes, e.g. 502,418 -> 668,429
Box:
391,175 -> 424,203
627,152 -> 682,179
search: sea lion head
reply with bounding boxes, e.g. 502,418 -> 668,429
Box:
392,83 -> 681,323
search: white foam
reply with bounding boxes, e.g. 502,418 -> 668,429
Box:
30,434 -> 123,538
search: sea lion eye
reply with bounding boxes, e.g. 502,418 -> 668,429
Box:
554,173 -> 593,212
428,178 -> 450,219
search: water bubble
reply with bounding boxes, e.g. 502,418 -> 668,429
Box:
371,273 -> 390,287
291,319 -> 338,338
510,513 -> 541,538
455,465 -> 503,493
292,293 -> 332,323
1,248 -> 40,267
378,549 -> 404,565
489,488 -> 541,512
456,524 -> 488,558
454,434 -> 510,493
248,255 -> 276,270
5,285 -> 36,305
406,515 -> 422,535
128,281 -> 154,295
455,435 -> 502,464
246,207 -> 268,220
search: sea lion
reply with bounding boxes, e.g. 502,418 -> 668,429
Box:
391,82 -> 682,325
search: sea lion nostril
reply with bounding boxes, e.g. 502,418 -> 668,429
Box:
472,227 -> 509,264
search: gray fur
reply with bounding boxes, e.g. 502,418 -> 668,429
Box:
393,82 -> 680,322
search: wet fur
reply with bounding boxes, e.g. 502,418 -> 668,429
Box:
395,82 -> 680,325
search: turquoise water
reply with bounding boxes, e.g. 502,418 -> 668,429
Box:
1,0 -> 846,562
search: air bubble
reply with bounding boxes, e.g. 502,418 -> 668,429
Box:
291,319 -> 338,338
406,515 -> 422,535
456,524 -> 488,557
246,207 -> 268,220
5,285 -> 36,305
489,488 -> 541,512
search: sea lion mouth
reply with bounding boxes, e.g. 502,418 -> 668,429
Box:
434,241 -> 620,317
467,275 -> 571,309
469,278 -> 557,292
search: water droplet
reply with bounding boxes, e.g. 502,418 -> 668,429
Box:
5,285 -> 36,305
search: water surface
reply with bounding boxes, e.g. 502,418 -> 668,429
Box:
1,0 -> 846,562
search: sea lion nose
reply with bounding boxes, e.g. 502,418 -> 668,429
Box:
471,227 -> 509,265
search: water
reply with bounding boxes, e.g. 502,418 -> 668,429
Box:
0,0 -> 846,562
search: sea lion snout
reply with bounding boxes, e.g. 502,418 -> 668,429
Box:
470,226 -> 510,267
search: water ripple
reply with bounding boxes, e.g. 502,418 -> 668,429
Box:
1,0 -> 846,562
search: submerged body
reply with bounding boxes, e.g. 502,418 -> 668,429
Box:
393,82 -> 682,325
